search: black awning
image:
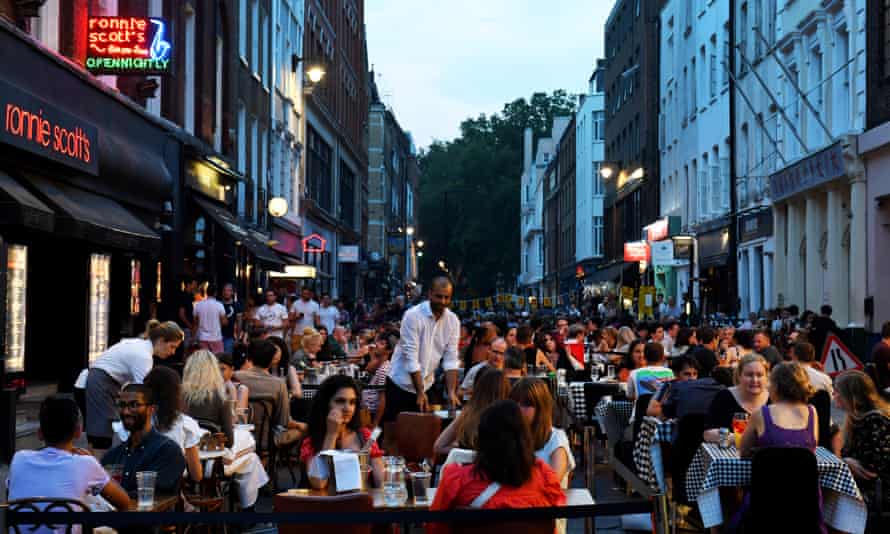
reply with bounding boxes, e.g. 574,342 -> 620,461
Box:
26,174 -> 160,253
586,262 -> 627,284
0,171 -> 54,232
194,197 -> 284,270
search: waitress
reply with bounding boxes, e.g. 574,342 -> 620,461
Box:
85,319 -> 184,454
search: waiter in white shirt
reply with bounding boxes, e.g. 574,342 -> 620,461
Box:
382,274 -> 461,423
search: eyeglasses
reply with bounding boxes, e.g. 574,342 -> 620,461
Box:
116,400 -> 148,410
491,349 -> 505,356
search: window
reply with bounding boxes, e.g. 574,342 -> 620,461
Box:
214,37 -> 223,151
753,0 -> 762,57
721,156 -> 731,210
307,127 -> 333,212
251,0 -> 259,72
263,8 -> 270,85
538,236 -> 544,265
739,124 -> 749,206
593,111 -> 605,140
723,25 -> 731,86
739,3 -> 748,75
690,58 -> 697,116
710,160 -> 720,215
184,4 -> 196,133
593,216 -> 604,257
710,36 -> 718,98
808,43 -> 824,148
683,67 -> 689,120
30,0 -> 59,51
237,103 -> 246,217
834,26 -> 850,135
239,0 -> 247,59
786,65 -> 800,157
339,162 -> 356,229
250,117 -> 258,222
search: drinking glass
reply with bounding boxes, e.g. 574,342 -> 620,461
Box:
732,413 -> 749,448
135,471 -> 156,509
105,464 -> 124,485
410,472 -> 432,505
382,456 -> 407,506
236,407 -> 250,424
607,365 -> 616,379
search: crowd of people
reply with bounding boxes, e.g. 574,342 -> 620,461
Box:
6,272 -> 890,534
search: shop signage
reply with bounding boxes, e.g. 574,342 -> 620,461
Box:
86,17 -> 172,74
624,241 -> 650,262
302,233 -> 327,253
644,216 -> 680,242
0,80 -> 98,175
738,209 -> 774,243
651,240 -> 676,266
338,245 -> 359,263
769,142 -> 845,203
698,227 -> 730,267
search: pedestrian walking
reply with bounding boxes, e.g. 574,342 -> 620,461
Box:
193,282 -> 228,353
255,288 -> 289,339
289,286 -> 319,348
317,293 -> 339,333
84,320 -> 183,455
220,283 -> 243,354
381,274 -> 461,423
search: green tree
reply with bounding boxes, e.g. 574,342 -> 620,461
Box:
417,90 -> 575,297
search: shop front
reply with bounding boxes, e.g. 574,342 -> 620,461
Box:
737,208 -> 774,317
0,21 -> 176,388
697,225 -> 732,317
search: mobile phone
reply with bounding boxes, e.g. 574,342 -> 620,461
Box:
653,380 -> 673,402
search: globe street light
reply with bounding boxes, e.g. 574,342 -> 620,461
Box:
268,197 -> 288,217
406,226 -> 415,236
416,240 -> 425,248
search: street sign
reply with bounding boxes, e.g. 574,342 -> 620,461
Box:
820,334 -> 863,377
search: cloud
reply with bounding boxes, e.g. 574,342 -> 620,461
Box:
366,0 -> 611,149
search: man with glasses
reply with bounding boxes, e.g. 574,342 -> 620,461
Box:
459,337 -> 507,399
100,384 -> 185,494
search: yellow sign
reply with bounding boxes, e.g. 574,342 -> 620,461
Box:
621,287 -> 634,300
458,301 -> 467,311
518,297 -> 525,307
543,297 -> 553,308
472,299 -> 480,310
639,286 -> 656,318
484,297 -> 493,307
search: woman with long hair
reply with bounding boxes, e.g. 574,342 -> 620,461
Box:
267,335 -> 302,399
616,326 -> 636,353
428,400 -> 565,534
300,375 -> 384,490
535,332 -> 573,373
181,350 -> 269,510
462,324 -> 498,371
510,377 -> 575,487
85,319 -> 183,453
835,370 -> 890,509
143,366 -> 203,482
434,368 -> 510,456
617,339 -> 646,382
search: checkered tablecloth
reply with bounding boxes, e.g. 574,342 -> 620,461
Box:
568,382 -> 588,421
633,418 -> 677,493
685,443 -> 867,533
594,397 -> 633,424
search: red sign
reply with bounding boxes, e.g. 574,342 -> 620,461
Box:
575,265 -> 585,279
86,17 -> 172,74
624,241 -> 650,262
302,233 -> 327,253
820,334 -> 864,376
645,218 -> 669,242
0,80 -> 98,175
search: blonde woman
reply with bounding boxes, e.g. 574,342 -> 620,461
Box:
290,327 -> 324,370
615,326 -> 636,353
704,353 -> 770,443
182,350 -> 270,511
85,320 -> 183,454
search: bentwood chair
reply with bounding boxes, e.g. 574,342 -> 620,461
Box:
273,492 -> 374,534
7,498 -> 92,534
745,448 -> 822,533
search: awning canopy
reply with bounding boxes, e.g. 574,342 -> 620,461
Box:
26,173 -> 160,254
0,171 -> 54,232
585,262 -> 628,284
194,197 -> 284,270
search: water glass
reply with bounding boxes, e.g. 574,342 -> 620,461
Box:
135,471 -> 156,509
382,456 -> 407,506
410,471 -> 432,505
607,365 -> 616,379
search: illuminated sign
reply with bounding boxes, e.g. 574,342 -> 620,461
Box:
302,233 -> 327,253
623,241 -> 651,262
86,17 -> 172,74
0,80 -> 98,175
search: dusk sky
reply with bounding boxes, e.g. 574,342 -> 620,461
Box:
365,0 -> 611,150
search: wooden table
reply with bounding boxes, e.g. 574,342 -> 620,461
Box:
281,487 -> 594,510
125,494 -> 179,512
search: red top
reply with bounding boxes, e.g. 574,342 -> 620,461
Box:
426,458 -> 566,534
299,427 -> 383,463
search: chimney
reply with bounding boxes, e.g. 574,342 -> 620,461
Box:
523,127 -> 533,171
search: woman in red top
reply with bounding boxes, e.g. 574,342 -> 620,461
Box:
428,400 -> 565,534
300,375 -> 384,489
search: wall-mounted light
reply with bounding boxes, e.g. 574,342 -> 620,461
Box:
406,226 -> 415,236
306,66 -> 325,83
268,197 -> 288,217
630,167 -> 645,180
416,240 -> 425,248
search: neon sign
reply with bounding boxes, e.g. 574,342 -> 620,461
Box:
302,233 -> 327,253
86,17 -> 172,74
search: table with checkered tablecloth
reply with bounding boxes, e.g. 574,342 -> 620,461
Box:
568,382 -> 588,421
685,443 -> 867,533
594,397 -> 633,425
634,417 -> 677,493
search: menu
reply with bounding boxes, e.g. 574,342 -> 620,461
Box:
5,244 -> 27,373
88,253 -> 111,364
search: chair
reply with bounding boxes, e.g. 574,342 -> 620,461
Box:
273,492 -> 374,534
809,390 -> 833,450
669,413 -> 705,504
745,448 -> 822,533
631,394 -> 653,443
867,477 -> 890,533
396,412 -> 442,468
249,396 -> 283,491
7,498 -> 92,534
451,519 -> 554,534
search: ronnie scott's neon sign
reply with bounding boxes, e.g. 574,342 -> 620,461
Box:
86,17 -> 172,74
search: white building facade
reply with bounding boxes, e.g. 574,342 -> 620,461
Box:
269,0 -> 305,239
734,0 -> 866,327
519,127 -> 548,296
575,66 -> 606,277
658,0 -> 732,311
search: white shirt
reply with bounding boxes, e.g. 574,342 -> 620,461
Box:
91,338 -> 153,384
388,301 -> 460,393
290,299 -> 320,332
661,335 -> 675,355
535,427 -> 576,489
805,365 -> 834,395
461,361 -> 489,392
161,414 -> 206,450
193,297 -> 226,342
318,305 -> 340,334
7,447 -> 110,534
256,303 -> 289,338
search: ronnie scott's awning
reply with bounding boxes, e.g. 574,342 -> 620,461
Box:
194,197 -> 284,270
26,173 -> 160,253
0,170 -> 54,232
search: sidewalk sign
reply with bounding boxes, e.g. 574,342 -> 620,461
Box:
820,334 -> 864,376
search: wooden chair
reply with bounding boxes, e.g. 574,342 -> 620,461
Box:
249,396 -> 281,491
396,412 -> 442,468
6,498 -> 92,534
273,492 -> 374,534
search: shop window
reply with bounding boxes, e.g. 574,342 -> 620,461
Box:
5,245 -> 27,373
88,254 -> 111,365
130,259 -> 141,316
194,216 -> 206,244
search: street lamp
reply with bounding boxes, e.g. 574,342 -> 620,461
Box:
416,240 -> 425,248
417,251 -> 424,258
406,226 -> 415,236
268,197 -> 288,217
629,167 -> 645,180
306,65 -> 326,83
599,161 -> 619,179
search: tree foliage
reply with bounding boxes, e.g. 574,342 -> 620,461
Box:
417,90 -> 576,296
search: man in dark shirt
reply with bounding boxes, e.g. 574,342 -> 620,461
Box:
220,283 -> 243,354
872,321 -> 890,393
101,384 -> 185,495
753,329 -> 783,367
809,304 -> 839,356
689,327 -> 720,378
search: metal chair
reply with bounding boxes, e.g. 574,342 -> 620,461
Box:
6,498 -> 92,534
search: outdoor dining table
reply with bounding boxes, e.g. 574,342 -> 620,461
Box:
283,487 -> 595,509
567,380 -> 627,423
685,442 -> 868,533
633,417 -> 677,493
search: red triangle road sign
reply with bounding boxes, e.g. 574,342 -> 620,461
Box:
820,334 -> 864,377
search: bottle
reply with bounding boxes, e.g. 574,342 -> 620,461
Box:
383,456 -> 408,506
